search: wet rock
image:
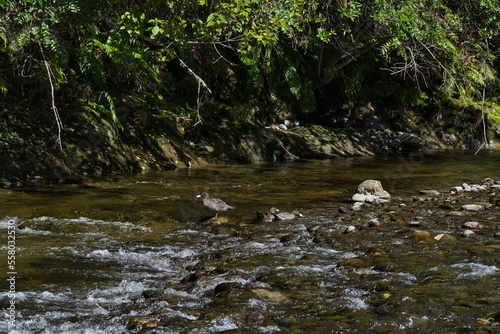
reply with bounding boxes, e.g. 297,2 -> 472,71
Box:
368,218 -> 381,227
462,221 -> 485,229
338,206 -> 349,213
300,254 -> 319,261
280,233 -> 296,243
251,288 -> 287,302
352,179 -> 391,203
128,316 -> 160,330
338,257 -> 365,268
352,202 -> 365,211
213,225 -> 238,236
373,261 -> 397,272
420,190 -> 441,196
375,198 -> 391,206
446,211 -> 464,217
214,282 -> 242,298
490,194 -> 500,206
399,133 -> 422,150
410,230 -> 431,241
439,203 -> 457,210
461,204 -> 484,211
450,186 -> 463,194
409,221 -> 425,228
180,269 -> 206,283
434,233 -> 457,242
343,226 -> 357,234
461,229 -> 475,238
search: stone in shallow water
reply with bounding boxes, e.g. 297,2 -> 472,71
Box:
461,229 -> 476,238
410,230 -> 431,241
434,233 -> 457,242
352,179 -> 391,202
446,211 -> 464,217
450,186 -> 463,194
419,190 -> 441,196
461,204 -> 484,211
462,221 -> 485,229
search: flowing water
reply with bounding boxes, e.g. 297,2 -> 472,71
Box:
1,151 -> 499,333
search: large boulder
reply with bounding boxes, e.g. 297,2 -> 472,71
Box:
352,179 -> 391,203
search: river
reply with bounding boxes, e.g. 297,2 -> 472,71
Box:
1,150 -> 499,333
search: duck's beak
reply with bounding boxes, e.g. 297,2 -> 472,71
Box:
196,194 -> 201,198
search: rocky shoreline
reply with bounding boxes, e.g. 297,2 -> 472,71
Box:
1,118 -> 498,188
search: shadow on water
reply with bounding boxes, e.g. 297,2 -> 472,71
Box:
0,150 -> 499,333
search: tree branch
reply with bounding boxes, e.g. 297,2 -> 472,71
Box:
38,41 -> 63,151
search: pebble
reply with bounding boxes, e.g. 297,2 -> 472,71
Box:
352,202 -> 364,211
419,190 -> 441,196
344,226 -> 357,234
368,218 -> 381,227
434,233 -> 457,242
410,230 -> 431,241
446,211 -> 464,217
462,221 -> 485,229
450,186 -> 463,194
461,229 -> 476,237
461,204 -> 484,211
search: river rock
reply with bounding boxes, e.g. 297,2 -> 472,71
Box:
352,179 -> 391,203
446,211 -> 464,217
399,133 -> 422,150
461,204 -> 484,211
344,226 -> 357,234
338,257 -> 365,268
410,230 -> 431,241
352,202 -> 365,211
368,218 -> 381,227
490,194 -> 500,206
461,229 -> 476,238
450,186 -> 463,194
462,221 -> 485,229
419,190 -> 441,196
214,282 -> 242,298
434,233 -> 457,242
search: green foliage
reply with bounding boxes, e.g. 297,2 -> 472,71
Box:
2,0 -> 500,132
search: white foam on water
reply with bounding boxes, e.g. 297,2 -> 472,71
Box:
26,216 -> 152,233
154,195 -> 180,200
206,315 -> 239,332
258,325 -> 281,333
86,247 -> 173,271
343,296 -> 369,310
451,262 -> 499,278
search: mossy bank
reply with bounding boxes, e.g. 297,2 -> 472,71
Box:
1,101 -> 499,186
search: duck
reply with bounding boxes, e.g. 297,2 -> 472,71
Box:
196,192 -> 235,218
256,207 -> 278,223
274,210 -> 303,220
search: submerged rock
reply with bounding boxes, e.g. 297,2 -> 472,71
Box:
352,179 -> 391,203
410,230 -> 431,241
461,204 -> 484,211
419,190 -> 441,197
434,233 -> 457,242
462,221 -> 485,229
461,229 -> 476,238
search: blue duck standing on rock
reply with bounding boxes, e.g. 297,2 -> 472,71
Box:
197,192 -> 235,218
256,207 -> 278,223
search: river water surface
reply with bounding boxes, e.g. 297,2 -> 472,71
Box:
1,151 -> 499,333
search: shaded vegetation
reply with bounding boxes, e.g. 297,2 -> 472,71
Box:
1,0 -> 500,178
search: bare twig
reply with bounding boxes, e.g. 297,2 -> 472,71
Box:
39,41 -> 63,151
474,39 -> 490,155
175,52 -> 212,94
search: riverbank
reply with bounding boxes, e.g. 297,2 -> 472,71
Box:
0,101 -> 498,187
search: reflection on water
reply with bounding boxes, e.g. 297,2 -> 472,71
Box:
0,150 -> 499,333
